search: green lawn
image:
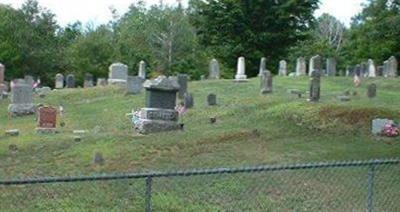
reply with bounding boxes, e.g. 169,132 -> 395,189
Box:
0,76 -> 399,211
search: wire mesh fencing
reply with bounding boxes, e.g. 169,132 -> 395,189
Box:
0,159 -> 399,211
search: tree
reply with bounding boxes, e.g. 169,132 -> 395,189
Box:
189,0 -> 319,76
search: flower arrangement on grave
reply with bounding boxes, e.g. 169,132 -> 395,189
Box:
382,123 -> 399,137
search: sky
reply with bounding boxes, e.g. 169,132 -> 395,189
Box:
0,0 -> 367,27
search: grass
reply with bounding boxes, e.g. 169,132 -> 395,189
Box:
0,76 -> 399,210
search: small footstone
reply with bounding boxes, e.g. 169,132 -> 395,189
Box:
5,129 -> 19,136
93,152 -> 105,165
9,144 -> 18,152
210,117 -> 217,124
74,136 -> 82,142
337,96 -> 350,102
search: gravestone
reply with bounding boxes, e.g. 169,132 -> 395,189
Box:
8,80 -> 35,116
260,70 -> 273,94
326,58 -> 337,76
177,74 -> 188,99
278,60 -> 287,76
355,65 -> 361,77
372,119 -> 394,135
184,93 -> 194,109
207,93 -> 217,106
126,76 -> 143,94
309,70 -> 321,102
84,73 -> 94,88
235,56 -> 247,82
368,59 -> 376,77
361,63 -> 368,77
66,74 -> 75,88
0,63 -> 4,84
383,60 -> 389,77
97,78 -> 108,86
24,75 -> 34,87
209,58 -> 220,79
296,57 -> 307,76
135,76 -> 180,134
0,63 -> 6,97
138,61 -> 146,80
108,62 -> 128,85
55,73 -> 64,89
258,57 -> 267,76
36,106 -> 57,133
377,66 -> 384,76
309,55 -> 322,76
367,83 -> 377,98
387,56 -> 398,77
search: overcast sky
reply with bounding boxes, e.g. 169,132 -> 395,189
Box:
0,0 -> 366,27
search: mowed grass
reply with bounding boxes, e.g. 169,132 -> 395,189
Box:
0,76 -> 399,178
0,76 -> 400,211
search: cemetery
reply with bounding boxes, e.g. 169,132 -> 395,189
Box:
0,0 -> 400,210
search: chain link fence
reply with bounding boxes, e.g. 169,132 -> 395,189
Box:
0,159 -> 399,211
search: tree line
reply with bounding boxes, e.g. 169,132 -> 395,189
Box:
0,0 -> 398,86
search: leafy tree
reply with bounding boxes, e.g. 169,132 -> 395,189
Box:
189,0 -> 319,76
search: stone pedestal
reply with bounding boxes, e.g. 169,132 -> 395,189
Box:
135,76 -> 181,134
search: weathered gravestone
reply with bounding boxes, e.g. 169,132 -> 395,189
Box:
387,56 -> 398,77
66,74 -> 75,88
84,73 -> 94,88
235,57 -> 248,82
260,70 -> 273,94
184,93 -> 194,109
177,74 -> 188,99
108,62 -> 128,85
377,66 -> 384,76
326,58 -> 337,76
383,60 -> 389,77
135,76 -> 181,134
367,83 -> 377,98
361,63 -> 368,77
258,57 -> 267,76
8,80 -> 35,116
355,65 -> 362,77
36,106 -> 57,133
309,70 -> 321,102
209,58 -> 220,79
55,73 -> 64,89
138,61 -> 146,80
126,76 -> 143,94
24,75 -> 34,87
0,63 -> 6,98
207,93 -> 217,106
296,57 -> 307,76
97,78 -> 108,86
279,60 -> 287,76
309,55 -> 322,76
368,59 -> 376,77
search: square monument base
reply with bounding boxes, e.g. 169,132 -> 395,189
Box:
234,75 -> 248,82
8,104 -> 36,116
135,119 -> 181,134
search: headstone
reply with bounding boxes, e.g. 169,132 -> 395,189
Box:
346,66 -> 354,77
184,93 -> 194,108
93,152 -> 105,165
97,78 -> 108,86
209,58 -> 220,79
258,57 -> 267,76
355,65 -> 361,77
177,74 -> 188,99
36,87 -> 51,97
0,63 -> 4,83
126,76 -> 143,94
8,81 -> 35,116
235,56 -> 247,82
138,61 -> 146,80
84,73 -> 94,88
308,70 -> 321,102
36,106 -> 57,133
5,129 -> 19,137
296,57 -> 307,76
108,62 -> 128,85
260,70 -> 273,94
377,66 -> 384,76
372,119 -> 394,135
200,75 -> 206,81
24,75 -> 34,87
367,83 -> 377,98
368,59 -> 376,77
361,63 -> 368,77
207,93 -> 217,106
278,60 -> 287,76
383,60 -> 389,77
0,63 -> 6,98
135,76 -> 181,134
55,73 -> 64,89
387,56 -> 398,77
309,55 -> 322,76
326,58 -> 337,76
66,74 -> 75,88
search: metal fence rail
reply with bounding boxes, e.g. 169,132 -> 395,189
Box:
0,159 -> 399,211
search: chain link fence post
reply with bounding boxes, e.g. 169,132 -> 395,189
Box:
367,165 -> 376,212
145,176 -> 153,212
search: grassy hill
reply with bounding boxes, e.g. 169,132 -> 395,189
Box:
0,76 -> 399,178
1,76 -> 400,211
